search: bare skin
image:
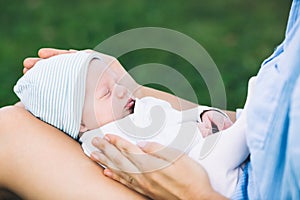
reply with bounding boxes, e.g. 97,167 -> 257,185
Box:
0,106 -> 146,200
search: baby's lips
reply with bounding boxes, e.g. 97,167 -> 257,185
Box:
125,98 -> 135,110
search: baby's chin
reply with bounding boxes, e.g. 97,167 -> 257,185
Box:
114,108 -> 133,121
120,110 -> 133,119
96,108 -> 135,127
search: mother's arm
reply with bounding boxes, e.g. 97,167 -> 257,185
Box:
0,106 -> 146,200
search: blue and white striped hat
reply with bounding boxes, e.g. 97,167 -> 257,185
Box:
14,51 -> 103,139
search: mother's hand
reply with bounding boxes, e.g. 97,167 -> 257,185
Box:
22,48 -> 139,92
91,134 -> 226,200
23,48 -> 79,73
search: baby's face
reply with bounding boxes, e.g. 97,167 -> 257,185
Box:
80,59 -> 135,132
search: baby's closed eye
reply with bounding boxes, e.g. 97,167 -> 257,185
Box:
98,87 -> 111,98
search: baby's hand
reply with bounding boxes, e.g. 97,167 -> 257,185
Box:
198,109 -> 233,137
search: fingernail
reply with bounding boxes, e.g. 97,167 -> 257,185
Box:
104,135 -> 110,142
137,141 -> 147,148
92,137 -> 101,145
104,170 -> 112,177
91,152 -> 100,160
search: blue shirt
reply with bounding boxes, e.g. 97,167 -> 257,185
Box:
240,0 -> 300,199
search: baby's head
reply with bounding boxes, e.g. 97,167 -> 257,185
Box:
80,56 -> 135,133
14,51 -> 135,139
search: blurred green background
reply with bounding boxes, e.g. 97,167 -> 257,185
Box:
0,0 -> 291,110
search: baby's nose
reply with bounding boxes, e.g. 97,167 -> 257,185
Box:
115,84 -> 127,98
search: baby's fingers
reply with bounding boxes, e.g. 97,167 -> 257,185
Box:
198,122 -> 213,137
223,117 -> 233,130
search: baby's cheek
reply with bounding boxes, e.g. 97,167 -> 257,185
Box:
111,102 -> 123,117
94,106 -> 107,125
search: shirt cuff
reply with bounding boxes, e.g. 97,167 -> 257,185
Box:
236,108 -> 243,120
197,106 -> 229,122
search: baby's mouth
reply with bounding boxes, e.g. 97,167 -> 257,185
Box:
125,98 -> 135,113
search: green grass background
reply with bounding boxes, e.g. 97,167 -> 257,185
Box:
0,0 -> 291,110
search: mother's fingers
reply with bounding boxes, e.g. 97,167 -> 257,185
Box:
105,135 -> 172,172
23,48 -> 79,74
105,134 -> 144,154
91,137 -> 139,173
102,135 -> 151,171
23,57 -> 42,72
103,169 -> 147,196
90,150 -> 118,169
138,141 -> 184,164
91,150 -> 132,182
37,48 -> 77,58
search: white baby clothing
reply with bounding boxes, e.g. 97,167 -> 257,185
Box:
80,96 -> 250,198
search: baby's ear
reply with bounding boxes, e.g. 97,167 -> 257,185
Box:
80,124 -> 89,133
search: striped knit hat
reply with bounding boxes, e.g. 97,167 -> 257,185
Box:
14,51 -> 103,139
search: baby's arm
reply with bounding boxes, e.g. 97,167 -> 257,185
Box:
194,111 -> 248,197
199,111 -> 248,170
199,77 -> 256,169
196,77 -> 257,195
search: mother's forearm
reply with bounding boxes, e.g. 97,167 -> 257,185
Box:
0,106 -> 146,200
136,86 -> 236,122
135,86 -> 198,110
